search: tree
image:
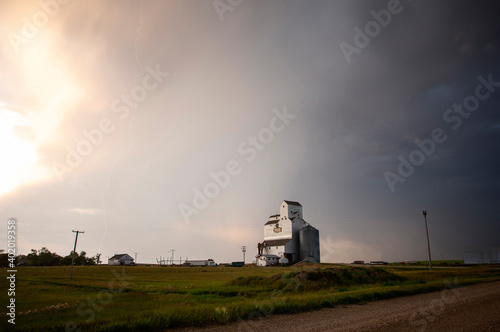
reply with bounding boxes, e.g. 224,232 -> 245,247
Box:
27,249 -> 38,266
61,253 -> 72,265
37,247 -> 62,266
82,251 -> 96,265
0,250 -> 8,267
13,247 -> 97,266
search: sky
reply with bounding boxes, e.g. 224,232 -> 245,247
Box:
1,0 -> 499,264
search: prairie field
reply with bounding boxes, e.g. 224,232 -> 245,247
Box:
1,264 -> 500,331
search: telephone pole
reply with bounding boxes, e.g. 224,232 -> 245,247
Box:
169,249 -> 175,266
423,211 -> 432,272
70,230 -> 84,279
241,246 -> 247,264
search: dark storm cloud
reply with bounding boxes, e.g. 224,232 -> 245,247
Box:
285,0 -> 500,260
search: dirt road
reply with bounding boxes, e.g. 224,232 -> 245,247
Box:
174,280 -> 500,332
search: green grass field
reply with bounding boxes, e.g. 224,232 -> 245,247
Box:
1,264 -> 499,331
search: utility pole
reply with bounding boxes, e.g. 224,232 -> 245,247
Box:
241,246 -> 247,264
423,211 -> 432,272
170,249 -> 175,266
70,230 -> 84,279
134,252 -> 138,264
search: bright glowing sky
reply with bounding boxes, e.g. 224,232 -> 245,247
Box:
1,1 -> 499,264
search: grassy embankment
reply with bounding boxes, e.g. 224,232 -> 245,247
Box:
388,260 -> 465,266
1,264 -> 499,331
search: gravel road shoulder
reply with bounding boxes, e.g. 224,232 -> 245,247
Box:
172,280 -> 500,332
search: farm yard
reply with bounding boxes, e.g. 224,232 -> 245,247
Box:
1,264 -> 500,331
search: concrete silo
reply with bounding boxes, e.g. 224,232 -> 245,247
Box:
299,225 -> 320,263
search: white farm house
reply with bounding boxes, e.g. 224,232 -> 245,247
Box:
108,253 -> 134,266
256,200 -> 320,266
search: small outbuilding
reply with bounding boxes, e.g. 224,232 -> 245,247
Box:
108,253 -> 135,266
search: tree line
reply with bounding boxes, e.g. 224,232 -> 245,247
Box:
0,247 -> 102,267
